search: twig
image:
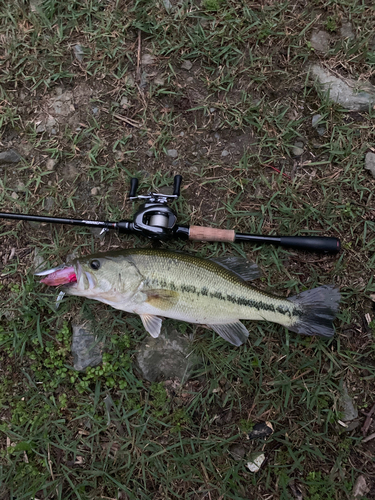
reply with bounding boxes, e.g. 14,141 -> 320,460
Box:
361,402 -> 375,437
136,30 -> 141,82
362,432 -> 375,443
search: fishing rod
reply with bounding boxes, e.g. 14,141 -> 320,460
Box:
0,175 -> 340,253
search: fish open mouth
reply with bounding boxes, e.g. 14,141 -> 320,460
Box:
36,264 -> 77,286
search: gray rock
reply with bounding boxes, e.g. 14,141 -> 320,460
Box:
92,107 -> 99,114
73,44 -> 84,62
340,382 -> 358,421
71,323 -> 102,371
63,162 -> 79,181
163,0 -> 173,10
36,115 -> 57,134
292,141 -> 304,156
16,181 -> 26,192
310,64 -> 375,111
11,192 -> 19,200
340,22 -> 355,40
46,158 -> 57,171
30,0 -> 43,12
310,30 -> 331,53
145,149 -> 154,157
44,196 -> 55,211
153,75 -> 165,86
312,114 -> 326,136
0,149 -> 21,165
120,96 -> 130,108
135,327 -> 201,382
125,74 -> 135,87
49,91 -> 74,116
90,187 -> 99,196
141,53 -> 155,65
352,475 -> 369,500
181,60 -> 193,71
167,149 -> 178,158
221,150 -> 230,157
33,247 -> 46,273
365,152 -> 375,178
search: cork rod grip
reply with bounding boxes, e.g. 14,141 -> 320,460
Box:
189,226 -> 235,242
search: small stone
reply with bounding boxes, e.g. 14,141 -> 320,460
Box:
179,131 -> 185,137
186,77 -> 194,83
46,158 -> 57,171
90,187 -> 99,196
33,247 -> 46,272
16,181 -> 26,192
153,75 -> 165,86
11,192 -> 19,200
63,162 -> 79,181
221,150 -> 230,157
167,149 -> 178,158
44,197 -> 55,211
229,444 -> 246,461
340,22 -> 355,40
120,96 -> 130,108
71,323 -> 102,371
125,74 -> 135,87
292,141 -> 304,157
312,114 -> 326,136
340,382 -> 358,421
51,128 -> 57,135
310,30 -> 331,53
214,132 -> 220,139
352,475 -> 369,499
246,453 -> 265,473
141,53 -> 155,65
145,149 -> 154,158
365,152 -> 375,179
181,60 -> 193,71
135,326 -> 201,382
209,107 -> 216,113
92,107 -> 99,114
73,44 -> 84,62
163,0 -> 172,10
310,64 -> 375,112
0,149 -> 21,165
30,0 -> 43,12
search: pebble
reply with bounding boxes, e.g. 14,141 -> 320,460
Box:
167,149 -> 178,158
44,197 -> 55,211
11,192 -> 19,200
0,149 -> 21,165
145,149 -> 154,157
125,74 -> 135,87
46,158 -> 57,171
16,181 -> 26,192
120,96 -> 130,108
141,53 -> 155,65
352,475 -> 370,499
73,44 -> 84,62
179,131 -> 185,137
153,75 -> 165,86
340,22 -> 355,40
163,0 -> 172,10
310,64 -> 375,112
181,60 -> 193,71
312,114 -> 326,136
90,187 -> 99,196
92,107 -> 99,114
292,141 -> 304,156
365,152 -> 375,179
340,382 -> 358,421
71,323 -> 102,371
221,150 -> 230,157
135,326 -> 201,382
310,30 -> 331,53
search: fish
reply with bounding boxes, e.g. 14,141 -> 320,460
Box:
37,248 -> 341,346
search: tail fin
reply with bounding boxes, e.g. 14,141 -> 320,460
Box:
287,285 -> 340,338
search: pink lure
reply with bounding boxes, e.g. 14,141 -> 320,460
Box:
40,266 -> 77,286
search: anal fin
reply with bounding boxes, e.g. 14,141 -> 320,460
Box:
140,314 -> 163,338
207,321 -> 249,346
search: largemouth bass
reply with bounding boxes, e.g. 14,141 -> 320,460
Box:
38,248 -> 341,346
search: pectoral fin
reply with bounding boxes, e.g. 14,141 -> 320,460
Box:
140,314 -> 163,338
207,321 -> 249,346
145,289 -> 179,311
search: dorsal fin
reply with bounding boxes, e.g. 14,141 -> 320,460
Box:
210,256 -> 260,281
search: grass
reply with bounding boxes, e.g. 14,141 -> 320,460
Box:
1,0 -> 375,498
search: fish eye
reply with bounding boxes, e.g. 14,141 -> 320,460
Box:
90,259 -> 101,270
